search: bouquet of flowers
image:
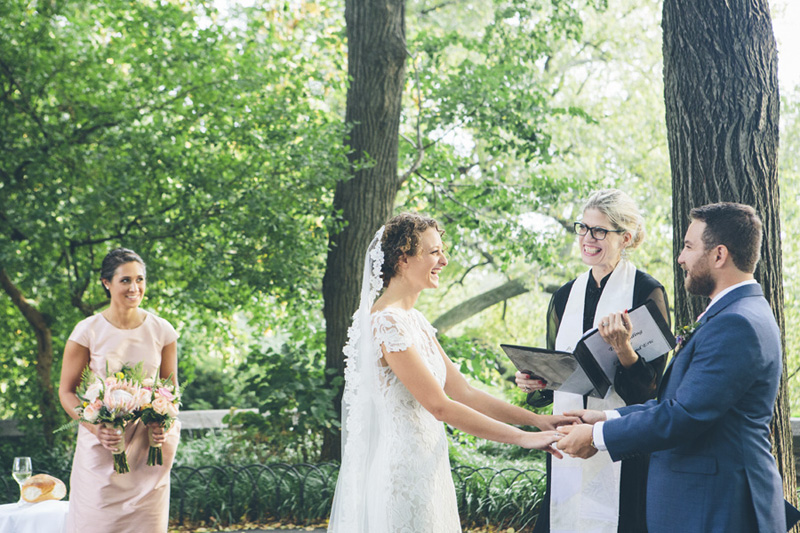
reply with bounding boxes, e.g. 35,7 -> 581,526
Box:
74,365 -> 149,474
138,373 -> 180,466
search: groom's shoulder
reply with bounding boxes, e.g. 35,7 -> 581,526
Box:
703,294 -> 778,345
724,286 -> 771,316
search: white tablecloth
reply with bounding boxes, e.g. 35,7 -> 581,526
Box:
0,500 -> 68,533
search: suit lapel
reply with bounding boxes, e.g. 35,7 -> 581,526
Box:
658,283 -> 763,398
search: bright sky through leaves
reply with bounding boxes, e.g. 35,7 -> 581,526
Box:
773,0 -> 800,90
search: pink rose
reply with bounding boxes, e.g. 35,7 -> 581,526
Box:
84,380 -> 103,403
152,396 -> 171,416
83,399 -> 103,423
165,401 -> 179,418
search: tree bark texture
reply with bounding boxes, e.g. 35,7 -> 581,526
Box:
321,0 -> 407,460
0,268 -> 57,445
662,0 -> 796,511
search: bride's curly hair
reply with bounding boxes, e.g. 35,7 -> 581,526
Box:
380,212 -> 444,287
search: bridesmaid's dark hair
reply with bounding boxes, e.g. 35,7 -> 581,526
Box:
100,248 -> 146,297
381,212 -> 444,287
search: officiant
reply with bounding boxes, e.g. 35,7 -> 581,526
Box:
515,189 -> 671,533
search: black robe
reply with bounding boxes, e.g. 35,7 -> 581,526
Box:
530,269 -> 670,533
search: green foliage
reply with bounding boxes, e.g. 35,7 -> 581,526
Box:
439,334 -> 511,387
0,0 -> 347,428
398,0 -> 604,270
412,0 -> 674,357
180,366 -> 255,411
225,337 -> 342,463
0,312 -> 45,429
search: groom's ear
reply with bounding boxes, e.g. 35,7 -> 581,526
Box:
711,244 -> 730,269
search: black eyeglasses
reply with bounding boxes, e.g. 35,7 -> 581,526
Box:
573,222 -> 625,241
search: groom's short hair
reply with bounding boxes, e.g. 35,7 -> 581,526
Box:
690,202 -> 762,273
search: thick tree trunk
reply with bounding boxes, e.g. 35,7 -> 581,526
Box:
663,0 -> 796,514
321,0 -> 407,460
0,269 -> 57,445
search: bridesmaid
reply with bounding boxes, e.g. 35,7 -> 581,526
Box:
59,248 -> 179,533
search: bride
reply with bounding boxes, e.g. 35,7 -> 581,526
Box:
328,212 -> 572,533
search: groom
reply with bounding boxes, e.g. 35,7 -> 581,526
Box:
557,202 -> 786,533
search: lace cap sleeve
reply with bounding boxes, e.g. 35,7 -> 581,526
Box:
372,309 -> 414,355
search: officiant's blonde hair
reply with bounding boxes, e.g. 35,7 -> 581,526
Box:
583,189 -> 645,250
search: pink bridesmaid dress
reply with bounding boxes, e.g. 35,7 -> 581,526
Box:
65,312 -> 180,533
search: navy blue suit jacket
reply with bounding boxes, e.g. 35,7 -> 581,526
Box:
602,283 -> 785,533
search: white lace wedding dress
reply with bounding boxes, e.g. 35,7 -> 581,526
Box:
328,225 -> 461,533
367,307 -> 461,532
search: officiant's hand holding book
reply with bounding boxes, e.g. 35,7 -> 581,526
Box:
502,300 -> 675,399
594,309 -> 639,368
515,371 -> 548,394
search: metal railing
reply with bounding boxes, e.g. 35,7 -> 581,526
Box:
1,463 -> 546,529
169,463 -> 339,524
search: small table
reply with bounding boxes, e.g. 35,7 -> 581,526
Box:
0,500 -> 69,533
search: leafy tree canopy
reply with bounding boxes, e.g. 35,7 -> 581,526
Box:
0,0 -> 348,424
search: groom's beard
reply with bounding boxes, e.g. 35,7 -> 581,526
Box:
684,263 -> 715,297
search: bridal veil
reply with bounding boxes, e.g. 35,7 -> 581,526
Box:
328,226 -> 388,532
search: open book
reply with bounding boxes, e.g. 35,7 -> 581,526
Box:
501,300 -> 675,398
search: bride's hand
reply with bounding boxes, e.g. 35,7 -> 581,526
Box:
518,430 -> 565,459
534,413 -> 579,431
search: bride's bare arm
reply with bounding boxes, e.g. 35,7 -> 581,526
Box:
382,344 -> 564,456
436,341 -> 577,431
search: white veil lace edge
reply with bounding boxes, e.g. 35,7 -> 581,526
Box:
328,226 -> 386,533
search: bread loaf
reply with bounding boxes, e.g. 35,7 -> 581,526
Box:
21,473 -> 67,503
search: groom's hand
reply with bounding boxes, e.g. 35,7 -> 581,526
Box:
557,424 -> 598,459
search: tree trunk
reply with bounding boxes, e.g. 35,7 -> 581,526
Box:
0,269 -> 57,445
321,0 -> 407,460
663,0 -> 796,514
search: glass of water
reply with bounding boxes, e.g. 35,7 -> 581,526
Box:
12,457 -> 32,503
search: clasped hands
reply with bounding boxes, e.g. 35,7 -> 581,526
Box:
553,409 -> 606,459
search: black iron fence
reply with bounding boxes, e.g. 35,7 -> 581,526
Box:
1,463 -> 546,529
169,463 -> 339,524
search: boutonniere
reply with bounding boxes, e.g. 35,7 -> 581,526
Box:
674,321 -> 701,354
